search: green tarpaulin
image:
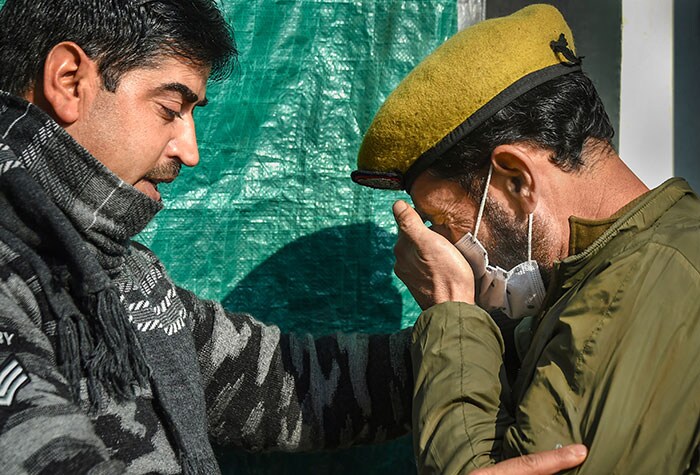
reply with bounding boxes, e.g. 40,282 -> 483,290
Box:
0,0 -> 456,472
136,1 -> 455,473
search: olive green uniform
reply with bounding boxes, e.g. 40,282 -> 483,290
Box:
412,179 -> 700,474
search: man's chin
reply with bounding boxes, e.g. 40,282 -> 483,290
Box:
133,179 -> 162,202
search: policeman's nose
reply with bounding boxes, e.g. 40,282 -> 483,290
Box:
168,116 -> 200,167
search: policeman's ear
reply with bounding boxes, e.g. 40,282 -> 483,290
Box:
40,42 -> 100,125
488,143 -> 539,217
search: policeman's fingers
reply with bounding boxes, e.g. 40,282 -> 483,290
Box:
470,445 -> 587,475
392,200 -> 424,238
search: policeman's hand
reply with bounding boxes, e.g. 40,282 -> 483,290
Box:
471,444 -> 588,475
392,200 -> 475,309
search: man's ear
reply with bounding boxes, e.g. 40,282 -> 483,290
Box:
489,143 -> 539,216
41,42 -> 99,125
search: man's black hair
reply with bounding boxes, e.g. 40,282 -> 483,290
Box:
429,71 -> 615,194
0,0 -> 237,96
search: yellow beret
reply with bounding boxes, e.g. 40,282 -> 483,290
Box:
351,4 -> 581,191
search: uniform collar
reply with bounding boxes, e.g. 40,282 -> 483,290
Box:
567,190 -> 650,256
542,178 -> 694,310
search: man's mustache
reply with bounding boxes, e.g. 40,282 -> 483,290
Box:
144,161 -> 181,183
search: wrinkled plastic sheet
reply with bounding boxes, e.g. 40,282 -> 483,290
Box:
138,1 -> 456,471
0,0 -> 456,471
138,1 -> 456,473
142,0 -> 454,331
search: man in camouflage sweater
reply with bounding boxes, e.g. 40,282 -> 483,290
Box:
0,1 -> 413,473
0,90 -> 413,474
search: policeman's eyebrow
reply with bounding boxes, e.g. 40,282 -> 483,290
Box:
157,82 -> 208,107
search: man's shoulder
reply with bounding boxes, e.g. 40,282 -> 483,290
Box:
118,240 -> 177,294
560,193 -> 700,334
646,191 -> 700,274
0,238 -> 44,327
129,240 -> 158,259
600,188 -> 700,278
125,240 -> 167,273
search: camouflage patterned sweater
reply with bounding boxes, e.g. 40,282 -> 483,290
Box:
0,93 -> 412,474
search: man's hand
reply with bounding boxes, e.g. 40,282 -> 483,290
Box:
471,445 -> 588,475
392,200 -> 475,309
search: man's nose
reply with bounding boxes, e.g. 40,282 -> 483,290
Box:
168,116 -> 200,167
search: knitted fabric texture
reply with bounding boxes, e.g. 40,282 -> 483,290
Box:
0,91 -> 415,474
352,4 -> 581,191
0,91 -> 220,473
0,94 -> 151,408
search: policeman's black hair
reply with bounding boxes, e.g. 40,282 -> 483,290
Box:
429,71 -> 615,194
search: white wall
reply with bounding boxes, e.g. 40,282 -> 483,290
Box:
458,0 -> 486,30
619,0 -> 674,188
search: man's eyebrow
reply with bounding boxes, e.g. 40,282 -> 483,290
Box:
157,82 -> 208,107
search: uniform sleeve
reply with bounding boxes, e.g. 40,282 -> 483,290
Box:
411,301 -> 514,474
178,287 -> 412,452
0,277 -> 125,474
412,245 -> 700,475
503,245 -> 700,475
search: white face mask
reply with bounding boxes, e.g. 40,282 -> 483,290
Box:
453,164 -> 546,319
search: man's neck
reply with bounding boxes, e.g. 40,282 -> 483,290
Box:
570,153 -> 649,220
547,146 -> 649,261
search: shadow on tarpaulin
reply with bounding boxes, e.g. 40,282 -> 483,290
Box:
125,0 -> 457,472
216,222 -> 415,474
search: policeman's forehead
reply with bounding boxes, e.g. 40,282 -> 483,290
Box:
410,172 -> 477,214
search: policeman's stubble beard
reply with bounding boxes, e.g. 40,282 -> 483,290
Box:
481,198 -> 554,289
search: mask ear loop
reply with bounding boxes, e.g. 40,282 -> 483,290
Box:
473,163 -> 493,239
527,212 -> 533,261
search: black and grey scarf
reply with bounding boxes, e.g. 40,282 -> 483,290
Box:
0,92 -> 159,407
0,91 -> 222,473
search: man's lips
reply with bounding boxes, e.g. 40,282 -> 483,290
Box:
151,176 -> 177,184
135,176 -> 177,202
138,161 -> 181,201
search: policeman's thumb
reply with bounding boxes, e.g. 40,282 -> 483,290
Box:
392,200 -> 422,237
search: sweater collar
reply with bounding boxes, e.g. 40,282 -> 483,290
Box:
0,92 -> 162,272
